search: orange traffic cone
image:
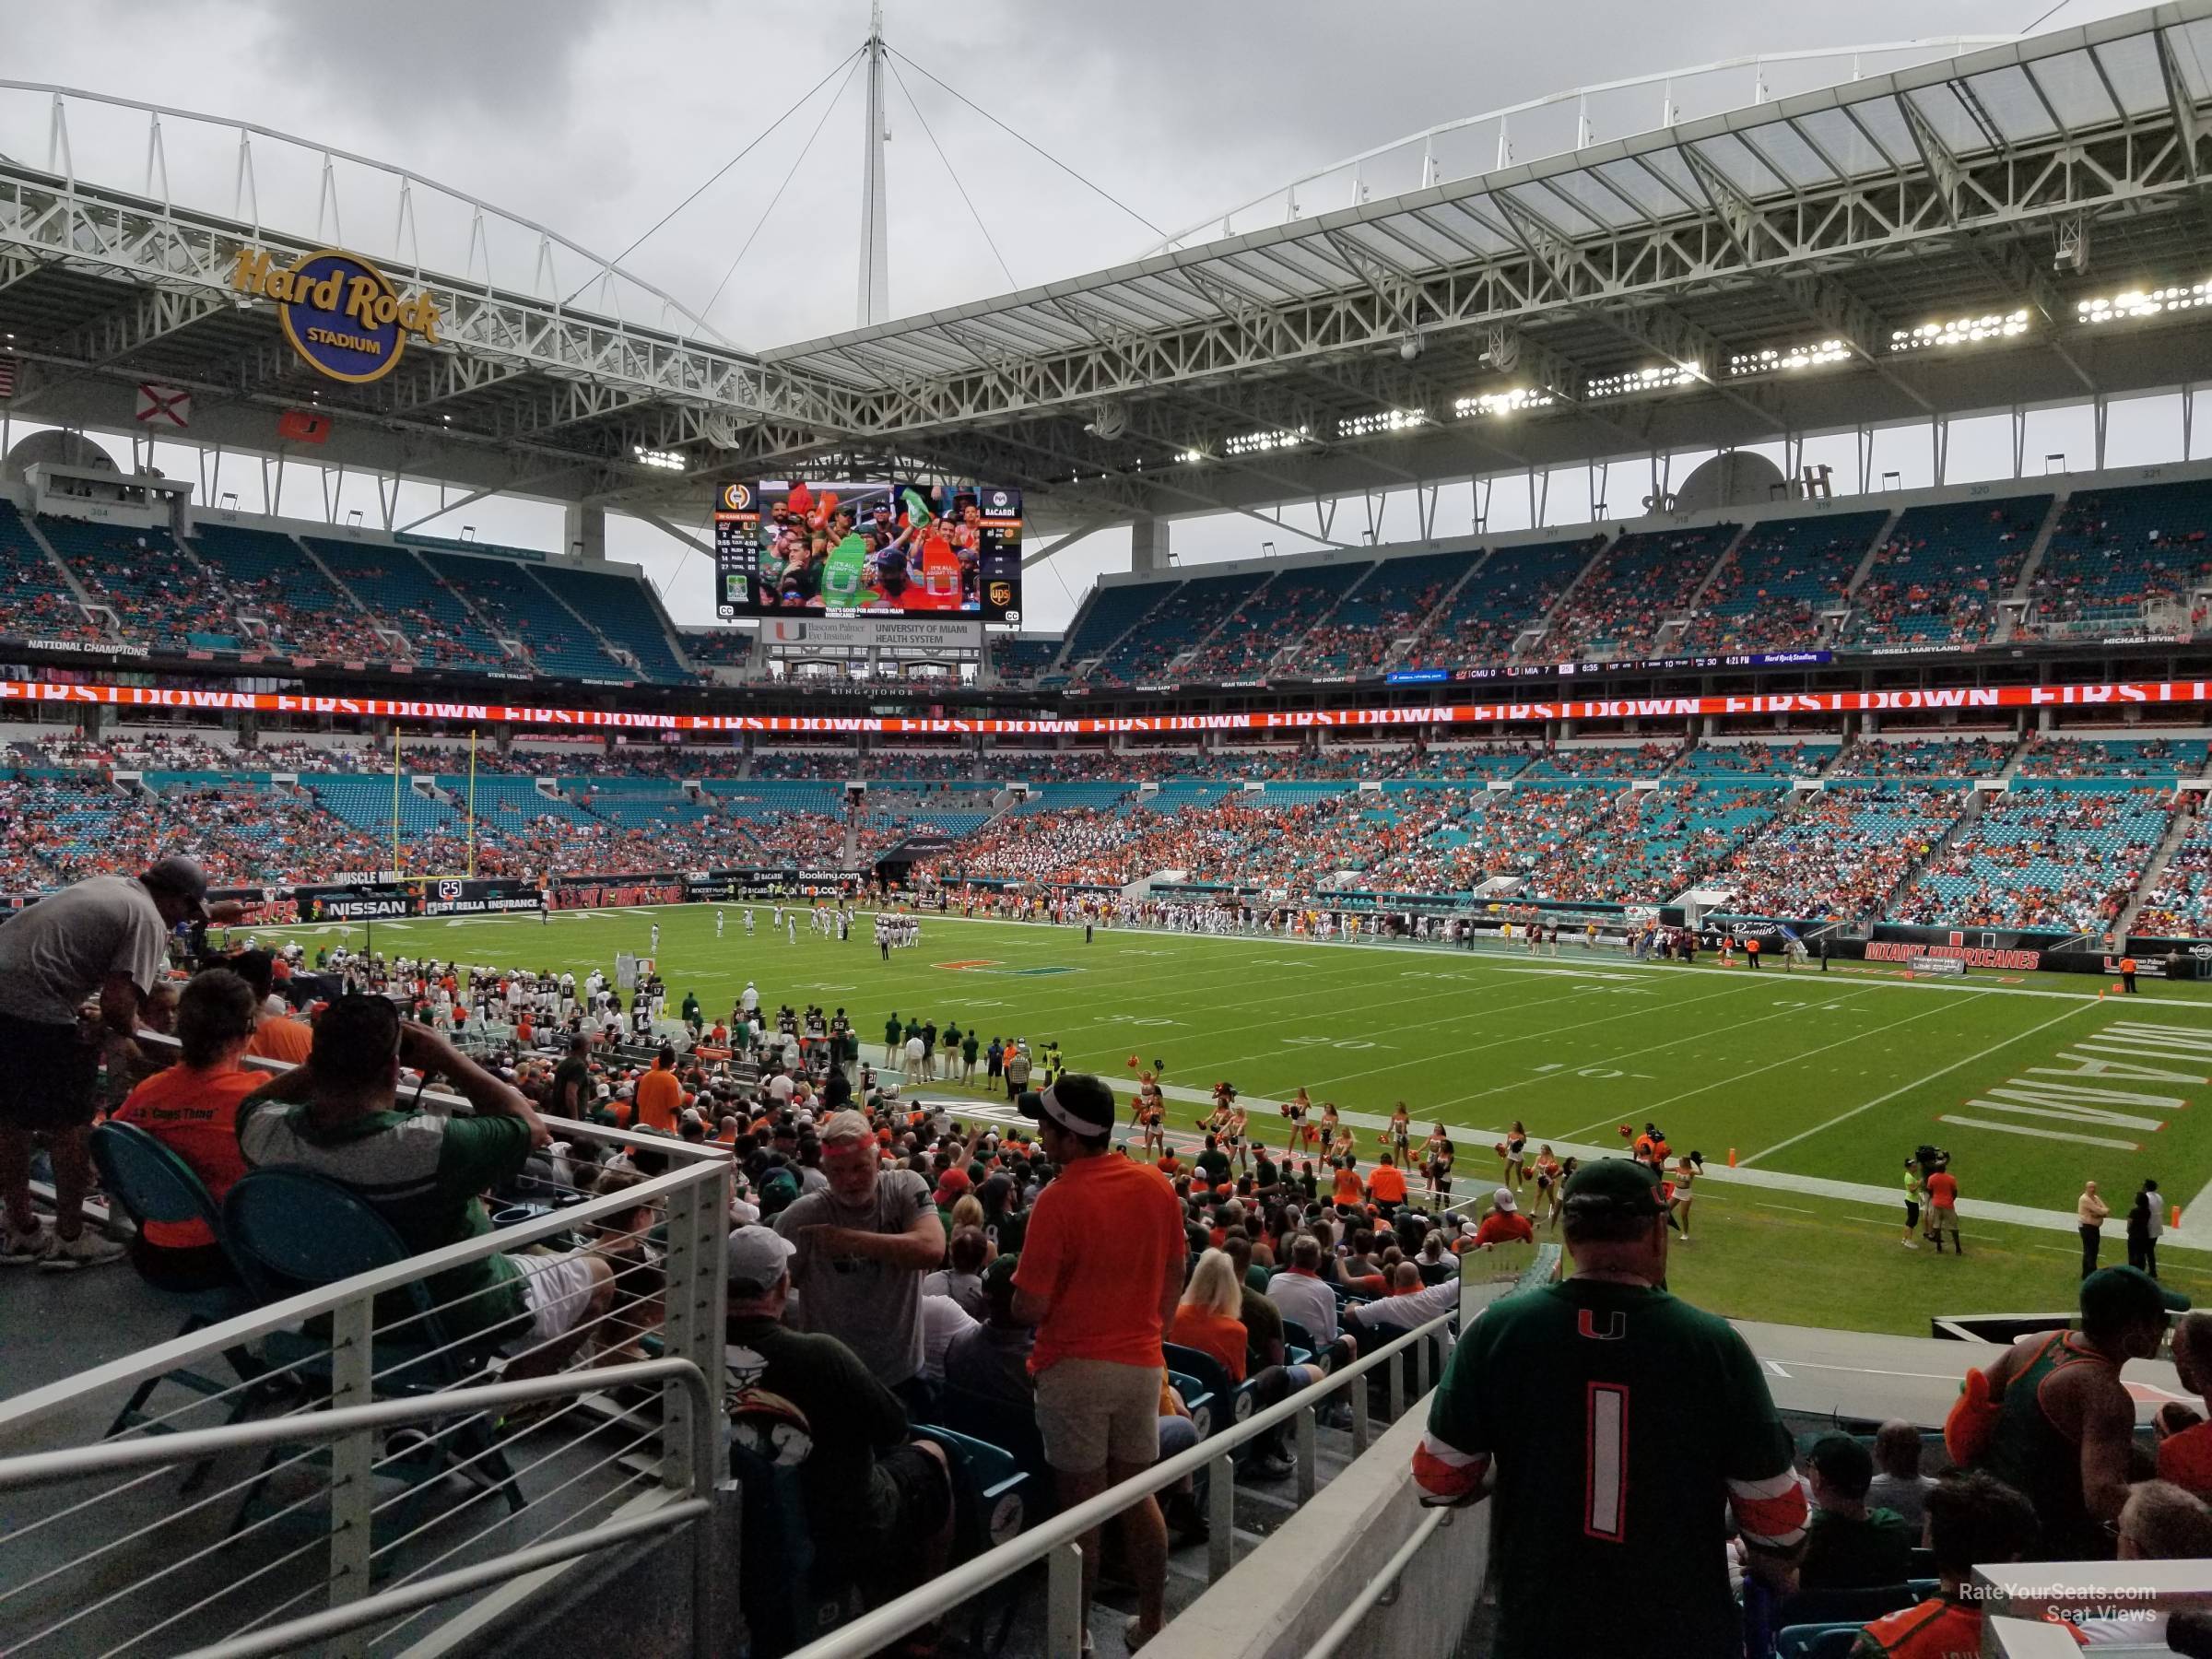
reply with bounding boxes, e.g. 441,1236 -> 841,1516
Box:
1727,1147 -> 1737,1167
2175,1205 -> 2184,1230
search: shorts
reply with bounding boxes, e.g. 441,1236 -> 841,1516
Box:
1929,1205 -> 1957,1230
1034,1358 -> 1165,1474
871,1441 -> 953,1547
518,1251 -> 602,1345
0,1014 -> 100,1133
1904,1200 -> 1922,1228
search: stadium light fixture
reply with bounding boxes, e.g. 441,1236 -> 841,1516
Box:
1587,363 -> 1702,400
2077,280 -> 2212,324
1726,339 -> 1850,378
1337,408 -> 1429,440
1223,426 -> 1313,457
1174,449 -> 1205,465
1889,310 -> 2028,353
632,446 -> 688,472
1453,387 -> 1554,418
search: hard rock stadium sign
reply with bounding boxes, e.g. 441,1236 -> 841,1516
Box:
230,247 -> 443,384
6,677 -> 2212,734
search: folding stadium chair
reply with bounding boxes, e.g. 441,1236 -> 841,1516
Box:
219,1169 -> 525,1547
1167,1368 -> 1218,1438
1773,1624 -> 1866,1659
911,1423 -> 1031,1551
86,1124 -> 269,1482
1163,1342 -> 1262,1436
1279,1317 -> 1318,1368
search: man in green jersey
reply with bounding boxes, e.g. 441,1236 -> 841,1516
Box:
1413,1159 -> 1806,1657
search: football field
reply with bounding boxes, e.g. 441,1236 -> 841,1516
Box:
237,904 -> 2212,1335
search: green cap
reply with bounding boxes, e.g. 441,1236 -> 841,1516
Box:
981,1253 -> 1020,1312
1560,1158 -> 1665,1218
2082,1265 -> 2191,1330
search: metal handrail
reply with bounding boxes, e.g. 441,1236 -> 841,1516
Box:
789,1308 -> 1457,1659
0,1360 -> 719,1659
2,1027 -> 731,1445
1303,1505 -> 1453,1659
0,1359 -> 710,1490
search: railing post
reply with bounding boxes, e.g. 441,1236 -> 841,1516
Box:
660,1162 -> 728,1493
327,1293 -> 375,1657
1046,1538 -> 1085,1659
1351,1375 -> 1371,1453
1415,1334 -> 1432,1397
1387,1349 -> 1406,1420
1207,1450 -> 1235,1582
1295,1404 -> 1317,1502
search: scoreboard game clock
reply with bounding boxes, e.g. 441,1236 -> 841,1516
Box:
712,479 -> 1022,621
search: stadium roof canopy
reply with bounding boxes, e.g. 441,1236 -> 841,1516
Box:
6,4 -> 2212,538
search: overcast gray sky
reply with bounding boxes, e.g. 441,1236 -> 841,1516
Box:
0,0 -> 2171,629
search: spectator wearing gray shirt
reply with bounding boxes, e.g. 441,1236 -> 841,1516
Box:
773,1109 -> 946,1411
1865,1419 -> 1936,1533
1,857 -> 236,1269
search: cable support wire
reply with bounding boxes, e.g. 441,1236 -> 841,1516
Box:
700,47 -> 868,322
885,54 -> 1017,291
560,44 -> 865,305
888,46 -> 1166,238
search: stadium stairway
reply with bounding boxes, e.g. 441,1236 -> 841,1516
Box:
2118,805 -> 2204,941
1828,511 -> 1901,641
8,505 -> 102,618
1991,499 -> 2067,643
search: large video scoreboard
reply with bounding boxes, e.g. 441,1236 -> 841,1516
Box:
713,479 -> 1022,621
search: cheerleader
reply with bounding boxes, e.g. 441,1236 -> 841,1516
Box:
1381,1101 -> 1412,1164
1423,1122 -> 1455,1202
1532,1144 -> 1564,1226
1279,1088 -> 1312,1150
1669,1152 -> 1703,1242
1225,1099 -> 1251,1171
1502,1120 -> 1528,1188
1139,1081 -> 1168,1161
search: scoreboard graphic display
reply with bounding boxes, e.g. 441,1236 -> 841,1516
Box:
712,480 -> 1022,621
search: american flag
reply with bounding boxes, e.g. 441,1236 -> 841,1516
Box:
0,357 -> 15,399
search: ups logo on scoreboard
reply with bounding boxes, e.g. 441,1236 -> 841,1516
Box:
987,581 -> 1014,609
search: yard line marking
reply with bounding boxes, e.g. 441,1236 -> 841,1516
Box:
1554,994 -> 1959,1142
1741,996 -> 2097,1167
1764,1360 -> 1791,1379
1757,1203 -> 1817,1215
1936,1115 -> 2141,1151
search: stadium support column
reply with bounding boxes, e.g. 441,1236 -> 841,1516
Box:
856,1 -> 890,328
564,504 -> 606,564
1131,517 -> 1170,575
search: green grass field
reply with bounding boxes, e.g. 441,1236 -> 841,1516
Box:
232,904 -> 2212,1336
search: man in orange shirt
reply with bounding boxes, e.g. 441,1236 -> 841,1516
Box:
1367,1152 -> 1407,1208
1849,1473 -> 2058,1658
633,1046 -> 684,1135
113,968 -> 265,1288
232,950 -> 313,1065
1471,1186 -> 1535,1249
1013,1075 -> 1186,1652
1331,1158 -> 1365,1215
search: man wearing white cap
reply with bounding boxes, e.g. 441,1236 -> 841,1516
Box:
1,856 -> 240,1269
723,1224 -> 953,1607
1472,1186 -> 1535,1250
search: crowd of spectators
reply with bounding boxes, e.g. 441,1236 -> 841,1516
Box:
1895,787 -> 2171,934
1711,784 -> 1963,921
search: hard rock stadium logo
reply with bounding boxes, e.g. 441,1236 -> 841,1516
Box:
231,247 -> 443,385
